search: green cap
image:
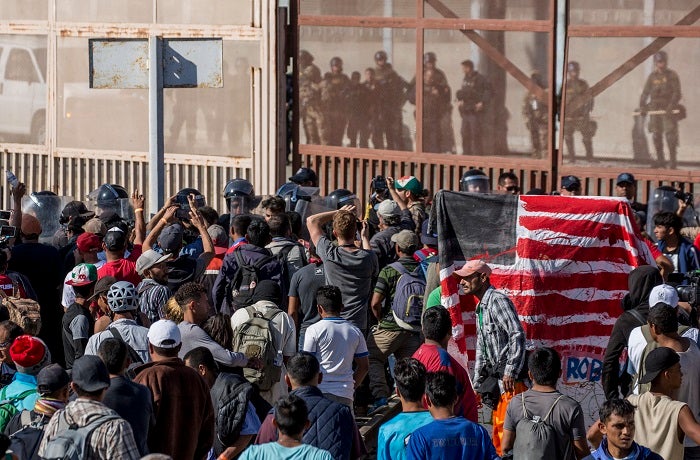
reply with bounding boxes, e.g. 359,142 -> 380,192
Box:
395,176 -> 422,195
65,263 -> 98,286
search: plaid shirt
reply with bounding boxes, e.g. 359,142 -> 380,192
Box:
38,398 -> 140,460
474,285 -> 526,388
137,278 -> 172,323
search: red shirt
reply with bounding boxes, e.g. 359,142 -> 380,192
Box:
97,245 -> 143,286
0,274 -> 25,298
413,342 -> 478,422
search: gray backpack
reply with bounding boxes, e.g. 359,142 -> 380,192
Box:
512,394 -> 563,460
232,306 -> 283,391
389,262 -> 425,331
41,413 -> 121,460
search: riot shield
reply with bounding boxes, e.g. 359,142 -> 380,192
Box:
21,194 -> 72,246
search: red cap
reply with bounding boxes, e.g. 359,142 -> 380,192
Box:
76,232 -> 102,253
453,259 -> 492,278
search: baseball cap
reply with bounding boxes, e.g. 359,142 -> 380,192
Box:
65,263 -> 98,286
391,229 -> 420,251
88,275 -> 117,301
158,224 -> 184,254
289,167 -> 318,185
376,200 -> 401,218
103,228 -> 127,251
136,249 -> 173,276
148,320 -> 182,348
207,224 -> 229,255
638,346 -> 680,384
37,363 -> 70,395
616,173 -> 636,185
76,232 -> 102,253
421,219 -> 437,246
83,217 -> 107,237
71,355 -> 111,392
561,175 -> 581,190
395,176 -> 423,195
453,259 -> 492,278
21,214 -> 42,236
9,335 -> 51,376
649,284 -> 679,308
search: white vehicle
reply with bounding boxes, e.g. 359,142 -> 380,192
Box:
0,37 -> 46,144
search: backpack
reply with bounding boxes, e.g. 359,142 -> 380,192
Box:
388,262 -> 425,331
274,243 -> 306,286
229,251 -> 274,309
41,413 -> 121,460
0,287 -> 42,336
633,323 -> 690,394
232,306 -> 283,391
512,393 -> 563,460
9,410 -> 46,460
0,388 -> 36,432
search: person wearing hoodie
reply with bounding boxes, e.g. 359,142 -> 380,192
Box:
602,265 -> 662,400
231,280 -> 296,405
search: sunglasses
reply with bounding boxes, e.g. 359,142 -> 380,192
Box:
506,186 -> 520,192
565,185 -> 581,192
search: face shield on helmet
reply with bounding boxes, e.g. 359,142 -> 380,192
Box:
228,195 -> 255,217
87,184 -> 133,223
326,189 -> 361,218
460,173 -> 490,193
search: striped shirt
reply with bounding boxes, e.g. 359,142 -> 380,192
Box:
137,279 -> 171,323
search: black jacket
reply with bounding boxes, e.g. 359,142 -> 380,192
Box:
601,266 -> 662,400
211,372 -> 253,456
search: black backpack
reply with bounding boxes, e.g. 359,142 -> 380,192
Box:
9,410 -> 46,460
229,251 -> 274,309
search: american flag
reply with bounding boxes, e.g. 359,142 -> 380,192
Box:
433,191 -> 654,416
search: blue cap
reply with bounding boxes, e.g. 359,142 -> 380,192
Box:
616,173 -> 635,185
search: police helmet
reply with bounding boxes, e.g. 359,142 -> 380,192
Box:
374,50 -> 388,62
567,61 -> 580,72
460,169 -> 490,193
654,51 -> 668,63
224,179 -> 254,199
424,52 -> 437,64
330,57 -> 343,68
326,188 -> 358,210
95,184 -> 129,208
107,281 -> 139,312
299,50 -> 314,64
277,183 -> 312,213
175,188 -> 206,210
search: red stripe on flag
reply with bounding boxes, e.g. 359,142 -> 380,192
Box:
520,195 -> 631,215
517,239 -> 640,265
519,216 -> 631,241
492,272 -> 629,293
513,295 -> 622,316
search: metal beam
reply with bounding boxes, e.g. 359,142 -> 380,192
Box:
566,3 -> 700,113
148,36 -> 164,214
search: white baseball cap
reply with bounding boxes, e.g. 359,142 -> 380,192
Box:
649,284 -> 679,309
147,320 -> 182,348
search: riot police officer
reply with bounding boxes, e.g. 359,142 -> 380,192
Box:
219,179 -> 256,229
523,72 -> 549,158
320,57 -> 351,146
373,50 -> 408,151
563,61 -> 595,160
456,60 -> 490,156
460,169 -> 490,193
298,50 -> 323,145
639,51 -> 683,168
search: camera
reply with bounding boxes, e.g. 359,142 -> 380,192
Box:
674,190 -> 694,206
676,271 -> 700,308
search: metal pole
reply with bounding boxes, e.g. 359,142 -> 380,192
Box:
148,36 -> 164,214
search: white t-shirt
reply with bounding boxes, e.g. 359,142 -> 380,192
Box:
231,300 -> 296,404
303,317 -> 369,401
62,260 -> 106,308
627,324 -> 700,392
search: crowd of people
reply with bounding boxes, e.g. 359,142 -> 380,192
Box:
298,47 -> 684,166
0,164 -> 696,460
